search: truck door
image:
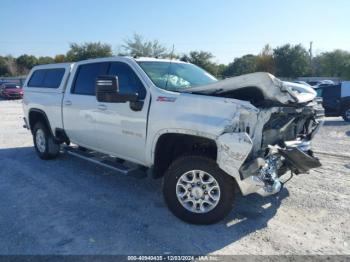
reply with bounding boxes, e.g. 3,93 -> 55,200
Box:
63,62 -> 109,149
322,85 -> 341,116
94,61 -> 149,164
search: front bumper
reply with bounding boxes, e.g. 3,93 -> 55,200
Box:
279,145 -> 321,174
238,139 -> 321,197
2,93 -> 23,98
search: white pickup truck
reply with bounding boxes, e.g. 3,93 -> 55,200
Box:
22,57 -> 324,224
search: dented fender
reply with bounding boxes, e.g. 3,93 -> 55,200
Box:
216,132 -> 253,183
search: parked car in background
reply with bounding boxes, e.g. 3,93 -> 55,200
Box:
309,80 -> 336,88
315,81 -> 350,121
0,83 -> 23,99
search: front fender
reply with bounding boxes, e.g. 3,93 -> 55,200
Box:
148,128 -> 217,165
216,132 -> 253,184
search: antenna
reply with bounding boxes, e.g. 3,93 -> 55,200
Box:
170,44 -> 175,60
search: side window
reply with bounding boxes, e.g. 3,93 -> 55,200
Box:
108,62 -> 146,99
73,62 -> 109,95
42,69 -> 65,88
28,68 -> 65,88
323,85 -> 341,100
28,70 -> 46,87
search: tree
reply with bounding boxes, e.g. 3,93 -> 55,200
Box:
37,56 -> 54,65
16,54 -> 38,74
121,34 -> 169,58
313,50 -> 350,78
273,44 -> 311,78
223,54 -> 258,77
180,51 -> 219,76
66,42 -> 112,62
54,54 -> 66,63
4,56 -> 18,76
0,56 -> 11,76
216,64 -> 228,79
256,44 -> 276,74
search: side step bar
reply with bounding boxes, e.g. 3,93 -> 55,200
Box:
65,146 -> 147,178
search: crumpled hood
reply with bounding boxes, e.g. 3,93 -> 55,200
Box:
184,72 -> 316,104
281,81 -> 317,103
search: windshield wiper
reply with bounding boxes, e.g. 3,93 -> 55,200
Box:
176,87 -> 224,95
187,88 -> 224,94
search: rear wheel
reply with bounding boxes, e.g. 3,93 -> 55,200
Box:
342,107 -> 350,122
33,122 -> 60,160
163,156 -> 235,224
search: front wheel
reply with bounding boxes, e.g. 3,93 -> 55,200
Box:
342,107 -> 350,122
33,122 -> 60,160
163,156 -> 236,224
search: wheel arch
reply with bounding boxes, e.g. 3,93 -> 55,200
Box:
152,131 -> 218,178
28,109 -> 53,136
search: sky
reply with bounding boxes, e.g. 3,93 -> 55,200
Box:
0,0 -> 349,64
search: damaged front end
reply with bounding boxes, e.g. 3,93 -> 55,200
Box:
218,100 -> 324,196
239,141 -> 322,197
212,73 -> 324,197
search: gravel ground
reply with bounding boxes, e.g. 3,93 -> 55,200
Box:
0,98 -> 349,255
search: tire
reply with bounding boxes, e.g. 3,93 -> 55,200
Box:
33,122 -> 60,160
163,155 -> 235,224
342,107 -> 350,122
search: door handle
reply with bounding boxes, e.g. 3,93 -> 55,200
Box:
64,100 -> 72,106
98,104 -> 107,111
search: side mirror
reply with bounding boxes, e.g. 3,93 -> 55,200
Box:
95,75 -> 138,103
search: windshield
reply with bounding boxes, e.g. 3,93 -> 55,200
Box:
138,61 -> 217,91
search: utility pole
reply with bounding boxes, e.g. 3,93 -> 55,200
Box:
309,41 -> 313,75
309,42 -> 313,58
